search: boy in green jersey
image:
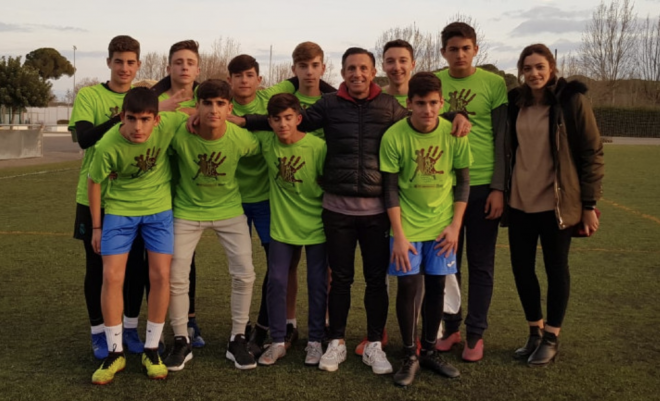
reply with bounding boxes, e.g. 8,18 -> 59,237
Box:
87,88 -> 187,384
159,39 -> 205,348
163,79 -> 260,371
434,22 -> 508,362
381,39 -> 416,107
69,35 -> 150,360
380,72 -> 469,386
255,94 -> 328,367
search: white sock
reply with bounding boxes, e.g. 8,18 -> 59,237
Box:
91,324 -> 104,335
286,318 -> 297,328
105,324 -> 123,353
145,321 -> 164,349
230,334 -> 236,341
123,316 -> 138,329
272,342 -> 285,347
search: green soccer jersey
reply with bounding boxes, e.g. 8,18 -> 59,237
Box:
380,118 -> 471,242
70,83 -> 126,207
393,94 -> 408,108
158,91 -> 197,110
295,91 -> 325,139
170,122 -> 260,221
257,132 -> 326,245
88,112 -> 187,216
232,80 -> 296,203
436,68 -> 507,186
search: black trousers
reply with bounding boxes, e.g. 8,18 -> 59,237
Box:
508,208 -> 572,328
443,184 -> 500,337
396,274 -> 446,350
323,209 -> 390,342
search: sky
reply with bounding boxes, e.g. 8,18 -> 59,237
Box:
2,0 -> 658,99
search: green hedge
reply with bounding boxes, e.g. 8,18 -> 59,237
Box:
593,106 -> 660,138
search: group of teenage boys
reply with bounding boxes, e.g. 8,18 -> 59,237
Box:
71,20 -> 508,388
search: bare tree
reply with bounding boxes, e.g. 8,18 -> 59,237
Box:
579,0 -> 637,103
263,62 -> 293,87
136,52 -> 168,81
638,14 -> 660,103
559,51 -> 584,78
199,37 -> 241,81
63,76 -> 101,104
322,58 -> 338,87
446,12 -> 492,66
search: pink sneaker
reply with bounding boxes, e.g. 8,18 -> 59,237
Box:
462,339 -> 484,362
436,331 -> 461,352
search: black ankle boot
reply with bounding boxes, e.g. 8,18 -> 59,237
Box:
514,326 -> 542,360
527,331 -> 558,366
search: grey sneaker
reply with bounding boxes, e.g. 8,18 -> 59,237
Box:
318,339 -> 347,372
362,341 -> 393,374
304,341 -> 323,366
258,343 -> 286,366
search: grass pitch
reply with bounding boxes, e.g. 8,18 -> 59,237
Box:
0,145 -> 658,401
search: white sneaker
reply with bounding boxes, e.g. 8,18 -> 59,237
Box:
258,342 -> 286,366
318,339 -> 347,372
305,341 -> 323,366
362,341 -> 393,374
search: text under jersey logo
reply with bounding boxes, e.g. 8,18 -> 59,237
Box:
194,152 -> 227,180
275,155 -> 305,192
447,89 -> 476,116
410,146 -> 444,182
131,147 -> 160,178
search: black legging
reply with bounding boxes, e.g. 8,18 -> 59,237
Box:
83,234 -> 147,326
396,274 -> 446,350
508,208 -> 572,328
188,253 -> 196,315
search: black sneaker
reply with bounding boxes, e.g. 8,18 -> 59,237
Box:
248,324 -> 269,359
163,336 -> 193,372
226,334 -> 257,370
393,354 -> 420,387
419,350 -> 460,378
284,324 -> 299,350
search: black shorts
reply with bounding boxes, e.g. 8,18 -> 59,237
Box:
73,203 -> 105,241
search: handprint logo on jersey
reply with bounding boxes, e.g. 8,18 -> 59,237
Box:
275,155 -> 305,191
447,89 -> 476,116
131,147 -> 160,178
410,146 -> 444,182
107,106 -> 120,119
193,152 -> 227,180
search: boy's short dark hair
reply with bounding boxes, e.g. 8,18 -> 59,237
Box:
267,93 -> 301,117
408,72 -> 443,100
122,87 -> 158,115
441,22 -> 477,49
197,79 -> 232,101
383,39 -> 415,60
169,40 -> 200,64
108,35 -> 140,60
292,42 -> 324,64
341,47 -> 375,68
228,54 -> 259,75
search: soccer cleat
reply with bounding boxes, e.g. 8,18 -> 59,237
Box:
91,332 -> 109,360
354,328 -> 389,356
187,318 -> 205,348
226,334 -> 257,370
362,341 -> 393,374
419,349 -> 460,378
163,336 -> 193,372
319,339 -> 347,372
436,331 -> 461,352
462,339 -> 484,362
304,341 -> 323,366
123,328 -> 145,354
91,352 -> 126,385
142,348 -> 168,380
393,354 -> 420,387
284,323 -> 299,350
258,343 -> 286,366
